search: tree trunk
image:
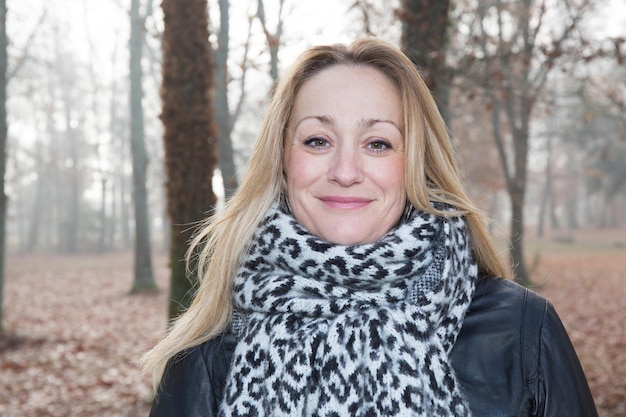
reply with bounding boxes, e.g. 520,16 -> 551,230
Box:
565,152 -> 579,230
119,137 -> 132,251
509,179 -> 530,285
26,141 -> 44,251
161,0 -> 218,319
62,114 -> 80,254
537,135 -> 555,237
129,0 -> 157,293
97,178 -> 107,253
549,190 -> 559,231
509,122 -> 531,286
257,0 -> 284,85
108,176 -> 117,250
0,0 -> 7,335
107,85 -> 120,251
399,0 -> 451,123
214,0 -> 239,198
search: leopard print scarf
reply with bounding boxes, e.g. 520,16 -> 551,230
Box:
220,203 -> 477,416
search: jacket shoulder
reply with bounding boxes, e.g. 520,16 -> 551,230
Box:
452,277 -> 537,396
452,276 -> 597,417
149,333 -> 237,417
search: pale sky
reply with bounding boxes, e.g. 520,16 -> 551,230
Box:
7,0 -> 624,82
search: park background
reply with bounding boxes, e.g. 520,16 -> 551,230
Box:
0,0 -> 625,415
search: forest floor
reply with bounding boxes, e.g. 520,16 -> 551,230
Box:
0,227 -> 625,417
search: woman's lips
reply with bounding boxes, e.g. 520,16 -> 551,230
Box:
319,196 -> 372,209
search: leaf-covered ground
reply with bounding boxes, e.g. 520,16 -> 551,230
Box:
1,229 -> 625,417
0,253 -> 165,417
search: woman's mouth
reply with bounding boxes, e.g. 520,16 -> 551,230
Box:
319,196 -> 372,209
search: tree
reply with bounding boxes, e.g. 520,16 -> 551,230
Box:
0,0 -> 7,335
456,0 -> 593,285
575,68 -> 626,227
161,0 -> 217,319
536,134 -> 560,236
398,0 -> 452,122
107,45 -> 132,252
213,0 -> 236,198
257,0 -> 285,85
129,0 -> 158,293
213,0 -> 249,199
58,60 -> 82,253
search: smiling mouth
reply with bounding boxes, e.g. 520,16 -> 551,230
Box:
319,196 -> 372,209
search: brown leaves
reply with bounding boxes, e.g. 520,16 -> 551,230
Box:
0,253 -> 168,417
532,231 -> 626,417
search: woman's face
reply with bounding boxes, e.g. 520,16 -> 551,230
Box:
284,64 -> 406,245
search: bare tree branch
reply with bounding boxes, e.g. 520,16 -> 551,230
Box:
256,0 -> 285,83
232,14 -> 254,128
7,7 -> 48,82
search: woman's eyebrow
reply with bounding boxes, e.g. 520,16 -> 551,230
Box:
357,117 -> 402,133
292,115 -> 332,131
293,115 -> 401,133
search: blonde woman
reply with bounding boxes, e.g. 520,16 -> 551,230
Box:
143,38 -> 596,416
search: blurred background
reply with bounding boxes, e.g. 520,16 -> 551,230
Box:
0,0 -> 624,416
2,0 -> 624,258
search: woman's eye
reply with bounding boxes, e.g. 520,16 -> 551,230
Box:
368,140 -> 391,152
304,137 -> 329,148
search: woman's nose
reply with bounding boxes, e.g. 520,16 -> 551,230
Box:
327,144 -> 364,186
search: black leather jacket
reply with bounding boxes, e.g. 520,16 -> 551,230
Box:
150,277 -> 598,416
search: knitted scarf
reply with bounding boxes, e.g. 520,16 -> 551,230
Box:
219,203 -> 477,417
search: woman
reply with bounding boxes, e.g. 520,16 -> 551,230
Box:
143,38 -> 597,416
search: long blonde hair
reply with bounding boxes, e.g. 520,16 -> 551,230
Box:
141,37 -> 510,387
